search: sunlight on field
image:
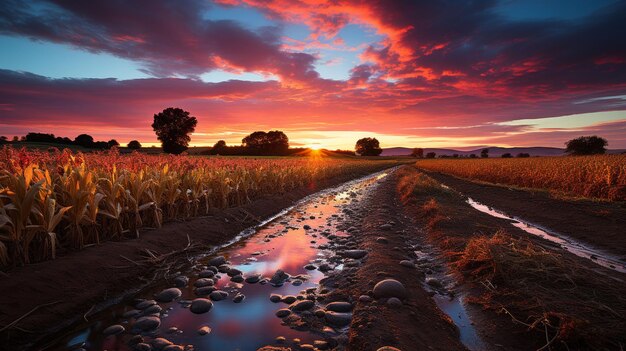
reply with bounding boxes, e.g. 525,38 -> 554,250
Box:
416,155 -> 626,201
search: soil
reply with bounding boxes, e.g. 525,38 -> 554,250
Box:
0,167 -> 391,351
419,169 -> 626,259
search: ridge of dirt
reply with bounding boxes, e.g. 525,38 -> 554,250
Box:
0,167 -> 392,351
419,169 -> 626,259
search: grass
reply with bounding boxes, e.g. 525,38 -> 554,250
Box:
415,155 -> 626,201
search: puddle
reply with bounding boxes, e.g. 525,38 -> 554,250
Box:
413,246 -> 489,351
41,169 -> 393,351
465,197 -> 626,274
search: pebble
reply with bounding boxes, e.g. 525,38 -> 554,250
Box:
103,324 -> 125,336
281,295 -> 297,304
289,299 -> 315,311
326,301 -> 352,312
231,274 -> 244,283
270,294 -> 282,303
304,264 -> 317,270
198,270 -> 215,278
300,345 -> 315,351
376,237 -> 388,244
195,286 -> 216,296
134,316 -> 161,331
245,274 -> 262,283
269,270 -> 290,286
173,275 -> 189,287
399,260 -> 416,268
425,277 -> 442,288
209,290 -> 228,301
373,279 -> 407,299
233,293 -> 245,303
151,338 -> 172,350
207,256 -> 226,266
276,336 -> 286,343
314,340 -> 330,350
377,347 -> 402,351
155,288 -> 182,302
275,309 -> 292,318
227,268 -> 243,277
194,278 -> 215,287
198,326 -> 211,335
303,225 -> 311,230
380,223 -> 393,230
135,343 -> 151,351
136,299 -> 157,310
141,304 -> 162,316
386,297 -> 402,307
163,345 -> 183,351
190,298 -> 213,314
358,295 -> 372,303
123,309 -> 141,318
343,250 -> 368,259
324,311 -> 352,326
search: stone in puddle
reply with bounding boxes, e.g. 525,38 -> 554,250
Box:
343,250 -> 367,259
207,256 -> 226,266
198,270 -> 215,278
231,274 -> 244,283
270,294 -> 282,303
358,295 -> 372,303
318,263 -> 333,272
195,286 -> 216,296
151,338 -> 172,350
173,275 -> 189,287
135,299 -> 157,310
135,343 -> 151,351
123,309 -> 142,318
209,290 -> 229,301
275,309 -> 291,318
314,340 -> 330,350
198,326 -> 211,335
103,324 -> 125,336
194,278 -> 215,287
190,298 -> 213,314
141,304 -> 162,316
324,311 -> 352,327
290,299 -> 315,311
233,293 -> 245,303
155,287 -> 182,302
281,295 -> 297,304
134,316 -> 160,331
373,279 -> 407,299
163,345 -> 183,351
326,301 -> 352,312
269,269 -> 290,286
245,274 -> 262,283
304,264 -> 317,270
227,268 -> 243,277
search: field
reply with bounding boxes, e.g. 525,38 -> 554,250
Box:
0,147 -> 399,267
416,155 -> 626,201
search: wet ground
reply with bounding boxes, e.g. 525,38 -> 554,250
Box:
45,170 -> 397,351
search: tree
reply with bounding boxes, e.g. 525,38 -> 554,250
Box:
12,136 -> 19,142
516,153 -> 530,158
565,136 -> 607,155
0,136 -> 7,144
355,137 -> 382,156
152,107 -> 198,154
108,139 -> 120,148
480,148 -> 489,158
469,153 -> 477,158
127,140 -> 142,149
212,140 -> 227,154
426,152 -> 436,158
74,134 -> 94,148
411,148 -> 424,158
501,153 -> 513,158
242,130 -> 289,155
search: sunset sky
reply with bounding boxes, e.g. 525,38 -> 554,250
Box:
1,0 -> 625,149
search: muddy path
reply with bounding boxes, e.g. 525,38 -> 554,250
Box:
23,167 -> 486,351
0,165 -> 397,351
419,170 -> 626,260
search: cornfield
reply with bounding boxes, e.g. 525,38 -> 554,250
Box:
416,155 -> 626,201
0,147 -> 397,267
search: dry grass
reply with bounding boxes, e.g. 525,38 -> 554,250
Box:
416,155 -> 626,201
457,232 -> 626,349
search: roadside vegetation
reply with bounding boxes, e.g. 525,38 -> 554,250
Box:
0,147 -> 399,268
415,154 -> 626,201
396,166 -> 626,350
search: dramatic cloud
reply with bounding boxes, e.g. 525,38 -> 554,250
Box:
1,0 -> 625,147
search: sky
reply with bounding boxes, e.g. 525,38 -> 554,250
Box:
0,0 -> 625,149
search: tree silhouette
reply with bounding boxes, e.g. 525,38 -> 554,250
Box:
355,137 -> 382,156
480,148 -> 489,158
127,140 -> 142,149
242,131 -> 289,155
152,108 -> 197,154
108,139 -> 120,148
565,136 -> 607,155
426,152 -> 436,158
212,140 -> 227,154
411,148 -> 424,158
74,134 -> 94,148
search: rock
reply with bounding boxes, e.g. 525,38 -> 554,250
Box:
373,279 -> 407,299
194,278 -> 215,288
314,340 -> 330,350
123,309 -> 142,318
304,264 -> 317,270
136,299 -> 157,310
198,326 -> 211,335
190,298 -> 213,314
151,338 -> 173,350
426,277 -> 442,288
135,343 -> 151,351
173,275 -> 189,287
167,327 -> 179,334
209,290 -> 229,301
103,324 -> 125,336
208,256 -> 226,266
134,316 -> 160,331
155,288 -> 182,302
269,270 -> 290,286
289,299 -> 315,311
303,225 -> 311,230
376,237 -> 388,244
292,279 -> 303,286
276,336 -> 286,343
358,295 -> 372,303
377,347 -> 402,351
227,268 -> 243,277
195,286 -> 216,296
245,274 -> 262,283
343,250 -> 368,259
300,345 -> 315,351
128,335 -> 144,347
198,270 -> 215,278
275,309 -> 291,318
163,346 -> 183,351
141,304 -> 162,316
318,263 -> 332,272
233,293 -> 245,303
231,274 -> 244,283
326,301 -> 352,312
325,311 -> 352,326
386,297 -> 402,307
399,260 -> 415,268
281,295 -> 297,304
218,264 -> 231,273
314,309 -> 326,318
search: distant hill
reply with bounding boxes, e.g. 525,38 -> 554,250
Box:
381,146 -> 625,157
